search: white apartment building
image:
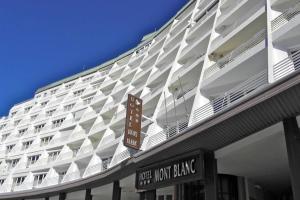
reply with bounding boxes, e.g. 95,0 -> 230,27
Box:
0,0 -> 300,199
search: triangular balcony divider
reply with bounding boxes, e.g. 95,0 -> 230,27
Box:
83,154 -> 102,178
39,168 -> 59,188
141,123 -> 164,151
61,162 -> 80,183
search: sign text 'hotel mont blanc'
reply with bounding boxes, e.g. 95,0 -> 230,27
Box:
136,151 -> 204,190
124,94 -> 143,150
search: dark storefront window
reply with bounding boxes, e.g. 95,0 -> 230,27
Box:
184,180 -> 205,200
218,174 -> 238,200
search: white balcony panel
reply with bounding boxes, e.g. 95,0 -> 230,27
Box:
201,40 -> 267,98
273,9 -> 300,50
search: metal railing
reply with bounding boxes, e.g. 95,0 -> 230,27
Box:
102,157 -> 112,170
193,69 -> 268,125
273,49 -> 300,81
272,1 -> 300,31
204,29 -> 266,80
146,118 -> 189,149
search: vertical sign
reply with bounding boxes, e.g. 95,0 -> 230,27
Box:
124,94 -> 142,150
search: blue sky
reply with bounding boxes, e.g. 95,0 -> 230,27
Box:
0,0 -> 187,116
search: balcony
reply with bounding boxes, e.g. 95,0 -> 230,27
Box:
171,55 -> 204,84
204,29 -> 266,80
83,162 -> 102,177
193,0 -> 217,22
163,30 -> 185,52
145,118 -> 189,150
273,49 -> 300,81
128,54 -> 144,69
178,31 -> 210,64
272,1 -> 300,49
62,169 -> 84,183
193,70 -> 268,125
187,4 -> 217,43
89,120 -> 108,136
147,38 -> 165,57
211,3 -> 265,53
216,0 -> 263,35
156,44 -> 179,69
13,181 -> 32,192
96,135 -> 121,158
202,29 -> 266,97
169,13 -> 191,37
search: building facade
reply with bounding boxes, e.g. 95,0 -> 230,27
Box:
0,0 -> 300,199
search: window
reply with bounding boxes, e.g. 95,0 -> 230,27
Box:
34,123 -> 45,133
52,118 -> 65,128
102,157 -> 112,170
1,133 -> 10,142
40,101 -> 48,107
27,155 -> 40,167
43,92 -> 47,97
65,83 -> 75,89
24,106 -> 32,113
92,82 -> 102,89
46,109 -> 56,117
7,159 -> 20,169
31,115 -> 38,121
18,128 -> 28,137
73,89 -> 85,97
33,173 -> 46,186
40,136 -> 53,146
64,103 -> 75,111
83,97 -> 93,105
0,179 -> 5,185
6,144 -> 15,153
13,176 -> 26,187
48,151 -> 60,162
14,120 -> 21,126
135,41 -> 152,56
72,148 -> 80,157
50,89 -> 57,95
82,76 -> 94,83
218,174 -> 238,200
11,111 -> 17,117
22,140 -> 33,150
0,124 -> 7,130
58,171 -> 67,183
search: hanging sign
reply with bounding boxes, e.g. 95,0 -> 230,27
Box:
124,94 -> 142,150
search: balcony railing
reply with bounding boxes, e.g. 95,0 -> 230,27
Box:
204,29 -> 266,80
273,49 -> 300,81
193,69 -> 268,125
272,1 -> 300,32
146,118 -> 189,149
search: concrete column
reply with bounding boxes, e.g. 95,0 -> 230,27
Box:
237,177 -> 246,200
59,192 -> 66,200
175,184 -> 184,200
112,181 -> 121,200
204,152 -> 218,200
85,188 -> 92,200
283,118 -> 300,200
